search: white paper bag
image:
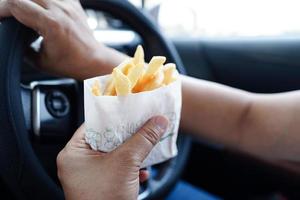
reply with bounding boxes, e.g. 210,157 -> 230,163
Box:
84,75 -> 182,167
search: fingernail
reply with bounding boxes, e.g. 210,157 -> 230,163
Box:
152,116 -> 169,132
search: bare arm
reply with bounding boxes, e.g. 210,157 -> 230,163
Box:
240,91 -> 300,161
181,76 -> 300,162
180,76 -> 251,150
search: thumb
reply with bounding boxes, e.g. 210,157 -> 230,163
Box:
116,116 -> 169,164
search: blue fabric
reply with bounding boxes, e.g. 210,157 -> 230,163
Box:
166,181 -> 221,200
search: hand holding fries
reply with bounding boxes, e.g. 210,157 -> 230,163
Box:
92,45 -> 179,96
84,45 -> 182,167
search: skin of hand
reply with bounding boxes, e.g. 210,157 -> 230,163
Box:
0,0 -> 126,79
57,116 -> 169,200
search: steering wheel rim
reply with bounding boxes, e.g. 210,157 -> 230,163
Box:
0,0 -> 191,199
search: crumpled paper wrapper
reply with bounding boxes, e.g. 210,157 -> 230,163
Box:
84,75 -> 182,167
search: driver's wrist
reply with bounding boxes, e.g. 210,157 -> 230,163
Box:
87,45 -> 129,78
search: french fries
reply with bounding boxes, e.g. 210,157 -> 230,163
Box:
118,59 -> 135,75
112,68 -> 131,96
144,56 -> 166,78
143,69 -> 164,91
91,80 -> 101,96
163,63 -> 179,85
91,45 -> 179,96
127,64 -> 144,89
103,78 -> 116,96
133,45 -> 144,68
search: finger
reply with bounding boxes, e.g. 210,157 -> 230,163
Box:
66,124 -> 102,153
139,170 -> 149,183
69,124 -> 86,142
30,0 -> 49,9
61,124 -> 105,158
0,0 -> 11,18
7,0 -> 48,32
116,116 -> 169,163
64,124 -> 86,149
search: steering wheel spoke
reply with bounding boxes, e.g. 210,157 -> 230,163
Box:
23,79 -> 83,143
21,84 -> 32,132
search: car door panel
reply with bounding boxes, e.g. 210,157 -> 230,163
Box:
173,37 -> 300,93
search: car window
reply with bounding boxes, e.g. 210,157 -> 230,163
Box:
130,0 -> 300,38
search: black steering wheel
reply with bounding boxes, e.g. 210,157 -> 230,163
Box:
0,0 -> 191,199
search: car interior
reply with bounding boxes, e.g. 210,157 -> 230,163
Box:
0,0 -> 300,199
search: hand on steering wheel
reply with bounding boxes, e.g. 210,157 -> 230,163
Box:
57,117 -> 168,200
0,0 -> 117,79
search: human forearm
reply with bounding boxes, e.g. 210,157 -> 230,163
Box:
74,45 -> 128,80
240,91 -> 300,161
180,75 -> 252,148
181,76 -> 300,162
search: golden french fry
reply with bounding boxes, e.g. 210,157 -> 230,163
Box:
133,56 -> 166,92
104,77 -> 116,96
91,80 -> 101,96
163,63 -> 179,85
102,47 -> 177,95
118,59 -> 135,75
133,45 -> 145,67
144,56 -> 166,78
104,59 -> 134,95
142,69 -> 164,91
127,64 -> 144,89
112,68 -> 131,96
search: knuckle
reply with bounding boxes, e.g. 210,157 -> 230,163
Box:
56,152 -> 64,178
56,149 -> 71,179
56,149 -> 69,169
56,1 -> 77,19
63,4 -> 75,18
56,150 -> 65,167
139,124 -> 161,146
117,149 -> 133,160
46,14 -> 72,36
47,15 -> 61,29
46,17 -> 68,37
7,0 -> 18,8
117,150 -> 140,167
